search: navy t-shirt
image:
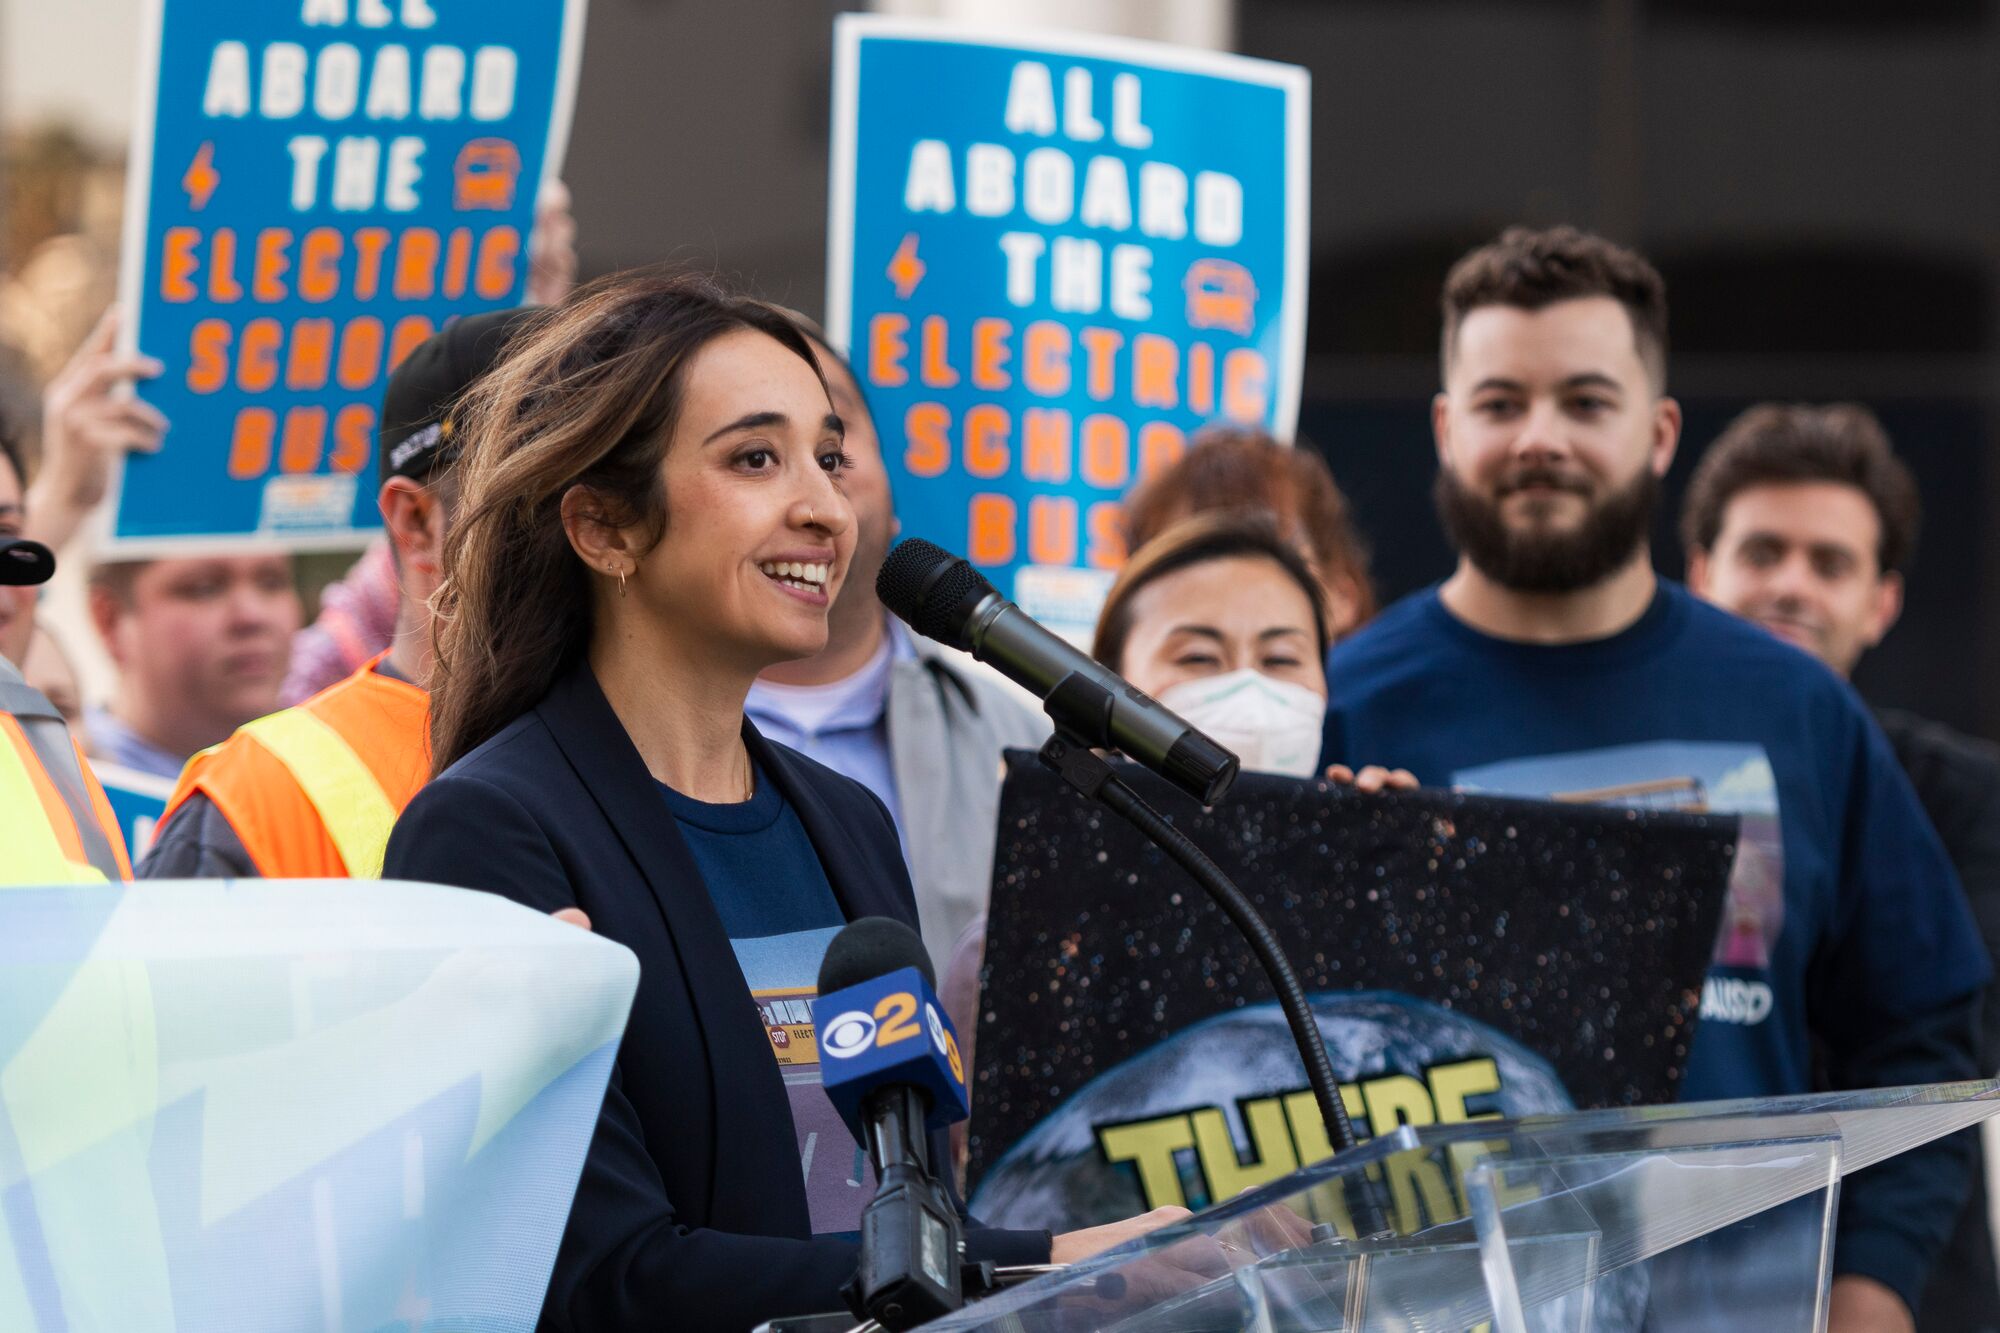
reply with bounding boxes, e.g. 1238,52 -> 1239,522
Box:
660,765 -> 874,1236
1322,580 -> 1990,1303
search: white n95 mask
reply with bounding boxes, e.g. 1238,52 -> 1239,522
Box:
1155,668 -> 1326,779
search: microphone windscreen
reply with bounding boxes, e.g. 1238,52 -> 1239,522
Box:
818,916 -> 936,996
875,538 -> 995,650
0,539 -> 55,588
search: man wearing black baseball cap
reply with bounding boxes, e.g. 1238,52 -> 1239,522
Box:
140,310 -> 539,879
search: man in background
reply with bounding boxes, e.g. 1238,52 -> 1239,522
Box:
1684,402 -> 2000,1332
1322,224 -> 1986,1332
141,309 -> 533,879
748,329 -> 1046,969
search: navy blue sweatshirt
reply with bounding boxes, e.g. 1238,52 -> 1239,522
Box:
1322,580 -> 1989,1314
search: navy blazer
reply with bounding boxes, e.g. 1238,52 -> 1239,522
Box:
383,664 -> 1049,1332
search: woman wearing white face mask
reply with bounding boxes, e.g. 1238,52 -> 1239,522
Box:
1093,513 -> 1332,777
1092,512 -> 1413,789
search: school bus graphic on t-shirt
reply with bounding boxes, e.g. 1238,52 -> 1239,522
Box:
1457,742 -> 1784,1020
754,986 -> 820,1066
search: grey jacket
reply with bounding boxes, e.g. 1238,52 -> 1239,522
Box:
889,640 -> 1048,969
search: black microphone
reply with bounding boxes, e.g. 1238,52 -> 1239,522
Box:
877,538 -> 1239,805
815,918 -> 967,1331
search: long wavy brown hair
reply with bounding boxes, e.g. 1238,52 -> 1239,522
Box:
427,268 -> 824,773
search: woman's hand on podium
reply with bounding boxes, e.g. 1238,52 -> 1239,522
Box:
1050,1205 -> 1190,1266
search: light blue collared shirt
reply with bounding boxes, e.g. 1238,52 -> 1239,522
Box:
745,620 -> 917,852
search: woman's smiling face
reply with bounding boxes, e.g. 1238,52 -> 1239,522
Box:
621,327 -> 857,671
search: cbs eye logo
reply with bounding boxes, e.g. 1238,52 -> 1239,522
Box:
822,990 -> 924,1059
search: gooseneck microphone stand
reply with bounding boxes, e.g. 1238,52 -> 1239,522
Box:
1037,672 -> 1392,1240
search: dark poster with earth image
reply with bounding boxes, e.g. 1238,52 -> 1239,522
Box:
965,755 -> 1737,1232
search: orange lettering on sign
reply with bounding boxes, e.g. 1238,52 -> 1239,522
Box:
237,318 -> 283,393
1022,321 -> 1071,396
965,404 -> 1009,478
351,228 -> 392,300
442,227 -> 474,300
1087,500 -> 1127,569
186,319 -> 231,393
395,228 -> 441,300
207,229 -> 244,302
161,228 -> 201,302
473,225 -> 519,299
1080,414 -> 1129,490
968,494 -> 1016,566
903,402 -> 948,477
1138,421 -> 1186,481
285,318 -> 335,390
228,408 -> 276,479
279,406 -> 326,474
1132,334 -> 1178,409
1187,342 -> 1216,416
1222,348 -> 1269,423
388,315 -> 436,372
337,318 -> 385,391
299,228 -> 343,303
252,229 -> 292,302
870,314 -> 910,389
1078,328 -> 1123,401
970,318 -> 1012,391
1023,408 -> 1072,482
331,403 -> 373,474
1028,495 -> 1077,565
919,315 -> 958,388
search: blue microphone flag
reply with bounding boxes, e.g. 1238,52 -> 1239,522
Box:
814,964 -> 970,1138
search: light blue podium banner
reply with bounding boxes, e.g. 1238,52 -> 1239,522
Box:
0,878 -> 636,1332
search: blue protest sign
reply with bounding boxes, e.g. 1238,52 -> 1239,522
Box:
108,0 -> 588,553
93,761 -> 174,863
828,17 -> 1308,640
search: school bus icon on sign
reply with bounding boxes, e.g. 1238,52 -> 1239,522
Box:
1184,259 -> 1259,335
455,139 -> 523,211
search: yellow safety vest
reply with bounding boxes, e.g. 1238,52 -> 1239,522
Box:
0,666 -> 131,885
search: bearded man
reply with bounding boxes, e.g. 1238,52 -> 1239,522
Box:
1320,226 -> 1987,1333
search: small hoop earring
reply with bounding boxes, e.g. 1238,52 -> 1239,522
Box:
611,565 -> 627,598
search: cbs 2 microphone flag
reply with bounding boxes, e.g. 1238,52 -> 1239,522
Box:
105,0 -> 588,553
827,15 -> 1309,641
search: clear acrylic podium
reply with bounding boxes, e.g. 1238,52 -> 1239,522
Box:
926,1082 -> 2000,1332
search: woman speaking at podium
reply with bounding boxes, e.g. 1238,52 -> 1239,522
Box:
382,271 -> 1178,1331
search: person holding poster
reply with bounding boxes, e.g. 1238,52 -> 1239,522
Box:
383,270 -> 1182,1330
1320,224 -> 1988,1331
140,307 -> 536,880
827,15 -> 1308,643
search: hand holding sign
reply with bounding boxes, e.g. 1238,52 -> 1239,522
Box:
29,309 -> 165,552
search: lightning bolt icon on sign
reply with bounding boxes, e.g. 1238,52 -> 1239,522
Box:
886,233 -> 925,299
183,142 -> 220,211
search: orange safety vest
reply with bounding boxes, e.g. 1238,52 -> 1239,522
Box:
0,667 -> 132,884
159,655 -> 430,879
